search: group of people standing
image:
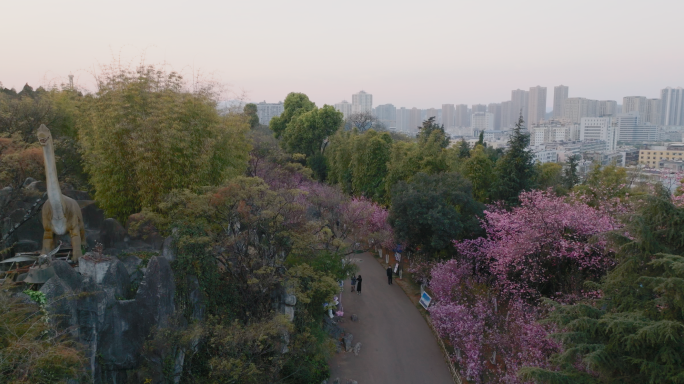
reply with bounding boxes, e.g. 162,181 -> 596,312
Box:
350,274 -> 362,294
349,265 -> 395,295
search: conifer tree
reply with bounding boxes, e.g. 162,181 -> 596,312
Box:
418,117 -> 450,149
563,154 -> 580,189
457,139 -> 471,159
477,130 -> 485,147
492,114 -> 536,205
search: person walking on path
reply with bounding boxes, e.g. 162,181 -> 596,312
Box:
351,275 -> 357,292
386,266 -> 393,285
356,275 -> 362,295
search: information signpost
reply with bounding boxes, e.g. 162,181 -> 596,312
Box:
419,292 -> 432,310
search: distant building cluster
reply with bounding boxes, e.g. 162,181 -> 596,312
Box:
254,85 -> 684,183
255,101 -> 285,126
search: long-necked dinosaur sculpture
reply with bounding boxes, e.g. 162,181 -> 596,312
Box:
37,124 -> 85,261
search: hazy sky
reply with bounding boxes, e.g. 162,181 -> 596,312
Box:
2,0 -> 682,109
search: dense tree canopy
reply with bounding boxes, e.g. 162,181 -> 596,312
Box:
269,92 -> 316,139
462,144 -> 495,203
280,104 -> 343,157
243,102 -> 259,128
389,172 -> 483,255
521,187 -> 684,384
76,65 -> 250,220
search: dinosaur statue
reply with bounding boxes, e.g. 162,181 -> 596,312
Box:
37,124 -> 85,261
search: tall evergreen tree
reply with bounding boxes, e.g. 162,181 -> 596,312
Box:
563,154 -> 580,189
418,117 -> 450,149
493,114 -> 537,205
477,130 -> 485,147
457,139 -> 471,159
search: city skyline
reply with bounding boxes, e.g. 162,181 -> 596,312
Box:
2,0 -> 683,109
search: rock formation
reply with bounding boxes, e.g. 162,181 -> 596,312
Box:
36,124 -> 86,261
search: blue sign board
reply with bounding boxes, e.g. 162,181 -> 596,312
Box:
419,292 -> 432,310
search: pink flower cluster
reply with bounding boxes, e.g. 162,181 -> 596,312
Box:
429,259 -> 560,383
428,190 -> 623,382
456,190 -> 620,299
255,159 -> 395,250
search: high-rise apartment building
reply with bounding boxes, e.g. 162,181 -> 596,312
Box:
472,112 -> 494,133
425,108 -> 438,122
599,100 -> 618,117
409,108 -> 422,132
528,86 -> 547,126
616,112 -> 657,143
334,100 -> 352,120
623,96 -> 648,118
500,101 -> 512,129
488,103 -> 502,130
563,98 -> 599,123
374,104 -> 397,128
396,107 -> 410,131
472,104 -> 487,114
645,99 -> 662,126
255,101 -> 284,126
530,128 -> 549,146
553,85 -> 569,119
661,87 -> 684,126
510,89 -> 529,126
442,104 -> 455,129
455,104 -> 470,127
352,90 -> 373,114
580,117 -> 616,151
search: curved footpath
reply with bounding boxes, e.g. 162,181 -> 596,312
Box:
328,252 -> 454,384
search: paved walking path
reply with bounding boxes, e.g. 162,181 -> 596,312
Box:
328,252 -> 454,384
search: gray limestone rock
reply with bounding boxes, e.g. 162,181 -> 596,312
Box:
14,239 -> 38,252
281,304 -> 295,322
323,316 -> 344,339
135,256 -> 175,329
52,260 -> 82,291
101,259 -> 132,300
40,276 -> 78,331
63,189 -> 90,201
98,298 -> 153,373
22,177 -> 37,187
79,254 -> 117,285
161,236 -> 176,262
0,186 -> 11,210
120,255 -> 143,276
283,292 -> 297,306
79,201 -> 105,230
353,342 -> 361,356
344,333 -> 354,352
84,229 -> 101,249
26,180 -> 46,192
13,292 -> 34,304
99,218 -> 126,249
12,211 -> 44,246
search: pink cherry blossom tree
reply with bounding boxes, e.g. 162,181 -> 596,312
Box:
455,189 -> 621,300
429,259 -> 560,383
428,190 -> 625,382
